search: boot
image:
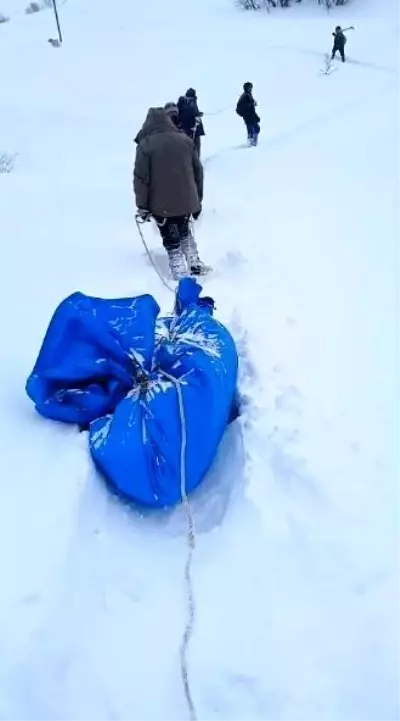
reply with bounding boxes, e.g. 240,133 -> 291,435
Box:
181,232 -> 211,276
167,247 -> 188,280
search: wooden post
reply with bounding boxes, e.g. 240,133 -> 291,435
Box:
51,0 -> 62,44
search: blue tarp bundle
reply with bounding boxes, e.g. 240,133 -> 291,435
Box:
26,279 -> 238,507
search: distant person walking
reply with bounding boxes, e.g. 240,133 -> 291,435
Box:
236,82 -> 260,147
164,102 -> 182,129
177,88 -> 205,157
331,26 -> 351,62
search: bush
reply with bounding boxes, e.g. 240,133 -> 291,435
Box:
0,12 -> 10,22
236,0 -> 350,9
235,0 -> 276,9
25,2 -> 41,14
0,153 -> 17,174
25,1 -> 58,16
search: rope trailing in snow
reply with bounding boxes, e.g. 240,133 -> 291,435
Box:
202,104 -> 235,117
136,218 -> 198,719
135,220 -> 198,716
160,371 -> 197,721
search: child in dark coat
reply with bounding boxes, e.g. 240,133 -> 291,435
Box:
236,82 -> 260,147
177,89 -> 205,157
331,26 -> 347,62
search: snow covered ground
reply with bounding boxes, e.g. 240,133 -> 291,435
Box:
0,0 -> 399,718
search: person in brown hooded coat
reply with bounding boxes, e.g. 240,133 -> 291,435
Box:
133,107 -> 207,280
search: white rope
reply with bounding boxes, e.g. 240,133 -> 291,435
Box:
161,370 -> 197,721
202,104 -> 234,117
136,214 -> 198,718
135,215 -> 175,294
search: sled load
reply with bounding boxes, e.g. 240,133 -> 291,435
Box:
26,279 -> 238,507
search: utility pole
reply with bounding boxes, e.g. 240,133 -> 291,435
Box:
51,0 -> 62,44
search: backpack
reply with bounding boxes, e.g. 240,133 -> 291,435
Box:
236,96 -> 245,117
177,95 -> 187,112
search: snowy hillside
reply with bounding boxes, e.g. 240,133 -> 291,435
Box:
0,0 -> 398,718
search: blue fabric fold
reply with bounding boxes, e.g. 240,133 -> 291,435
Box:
26,279 -> 238,507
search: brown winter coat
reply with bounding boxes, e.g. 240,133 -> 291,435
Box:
133,107 -> 203,218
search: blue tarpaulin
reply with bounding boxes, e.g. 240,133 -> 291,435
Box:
26,279 -> 238,507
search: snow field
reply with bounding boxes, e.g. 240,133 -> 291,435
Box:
0,0 -> 398,718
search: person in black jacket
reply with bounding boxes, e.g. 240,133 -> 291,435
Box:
236,82 -> 260,147
331,26 -> 347,62
177,88 -> 205,157
164,102 -> 182,129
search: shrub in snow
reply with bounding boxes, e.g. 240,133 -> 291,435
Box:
25,1 -> 58,17
0,12 -> 10,22
236,0 -> 350,9
0,153 -> 16,174
318,0 -> 349,6
25,2 -> 41,14
236,0 -> 276,9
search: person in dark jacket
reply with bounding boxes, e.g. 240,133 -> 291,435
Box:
331,26 -> 347,62
164,101 -> 182,129
134,107 -> 208,279
236,82 -> 260,147
177,88 -> 205,157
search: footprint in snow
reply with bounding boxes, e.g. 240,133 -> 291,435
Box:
200,672 -> 274,720
274,385 -> 302,416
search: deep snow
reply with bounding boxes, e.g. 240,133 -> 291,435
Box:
0,0 -> 399,719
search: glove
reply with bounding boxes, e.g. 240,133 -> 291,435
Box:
192,206 -> 202,221
137,208 -> 151,222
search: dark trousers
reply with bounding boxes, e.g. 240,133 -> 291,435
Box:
332,46 -> 345,61
153,215 -> 189,252
182,129 -> 201,157
245,121 -> 260,144
194,135 -> 201,157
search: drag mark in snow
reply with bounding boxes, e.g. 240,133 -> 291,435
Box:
203,144 -> 249,167
267,44 -> 398,75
